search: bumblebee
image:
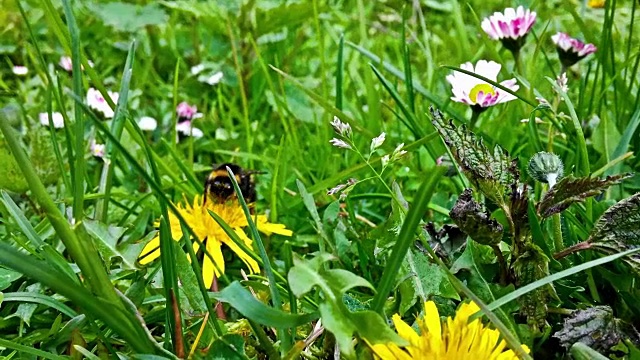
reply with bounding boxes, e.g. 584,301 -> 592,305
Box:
204,163 -> 257,205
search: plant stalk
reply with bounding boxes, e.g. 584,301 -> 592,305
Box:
553,241 -> 592,260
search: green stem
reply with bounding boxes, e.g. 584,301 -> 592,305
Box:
552,213 -> 564,252
491,245 -> 508,285
553,241 -> 592,260
469,109 -> 481,129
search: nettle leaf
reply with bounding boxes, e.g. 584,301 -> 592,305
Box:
288,255 -> 405,357
431,107 -> 516,207
537,174 -> 631,218
553,306 -> 634,352
588,192 -> 640,272
450,188 -> 503,246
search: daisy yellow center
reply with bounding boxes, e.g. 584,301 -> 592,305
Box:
469,83 -> 495,103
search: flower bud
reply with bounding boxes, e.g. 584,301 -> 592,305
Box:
528,152 -> 564,188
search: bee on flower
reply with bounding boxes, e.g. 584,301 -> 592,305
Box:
138,195 -> 292,288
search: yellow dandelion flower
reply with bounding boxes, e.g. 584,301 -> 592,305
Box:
588,0 -> 605,8
138,195 -> 292,288
371,301 -> 530,360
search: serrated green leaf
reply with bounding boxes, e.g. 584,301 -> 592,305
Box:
450,188 -> 503,246
450,241 -> 520,337
208,334 -> 247,360
0,268 -> 21,291
537,174 -> 632,217
84,220 -> 138,270
288,255 -> 402,357
210,281 -> 318,329
589,192 -> 640,272
401,250 -> 459,301
12,283 -> 42,326
430,107 -> 516,207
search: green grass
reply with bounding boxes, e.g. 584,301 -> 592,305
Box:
0,0 -> 639,359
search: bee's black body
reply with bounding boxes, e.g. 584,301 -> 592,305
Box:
204,163 -> 256,204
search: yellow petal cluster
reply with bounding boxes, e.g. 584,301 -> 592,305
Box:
138,195 -> 292,287
371,301 -> 529,360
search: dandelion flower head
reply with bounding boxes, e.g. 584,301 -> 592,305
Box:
139,195 -> 292,287
371,301 -> 529,360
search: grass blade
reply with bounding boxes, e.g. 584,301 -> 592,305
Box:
225,166 -> 290,353
60,0 -> 85,221
371,166 -> 446,312
96,41 -> 137,222
485,247 -> 640,312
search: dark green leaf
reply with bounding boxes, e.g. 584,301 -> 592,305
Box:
589,192 -> 640,272
430,107 -> 516,207
211,281 -> 319,329
537,174 -> 631,217
554,306 -> 628,352
450,188 -> 503,246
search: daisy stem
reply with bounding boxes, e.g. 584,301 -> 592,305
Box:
513,48 -> 524,77
469,109 -> 481,129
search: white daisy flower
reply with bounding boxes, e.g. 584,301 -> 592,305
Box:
12,66 -> 28,76
446,60 -> 519,108
137,116 -> 158,131
86,87 -> 119,119
39,112 -> 65,129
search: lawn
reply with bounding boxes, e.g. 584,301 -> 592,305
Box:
1,0 -> 639,359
